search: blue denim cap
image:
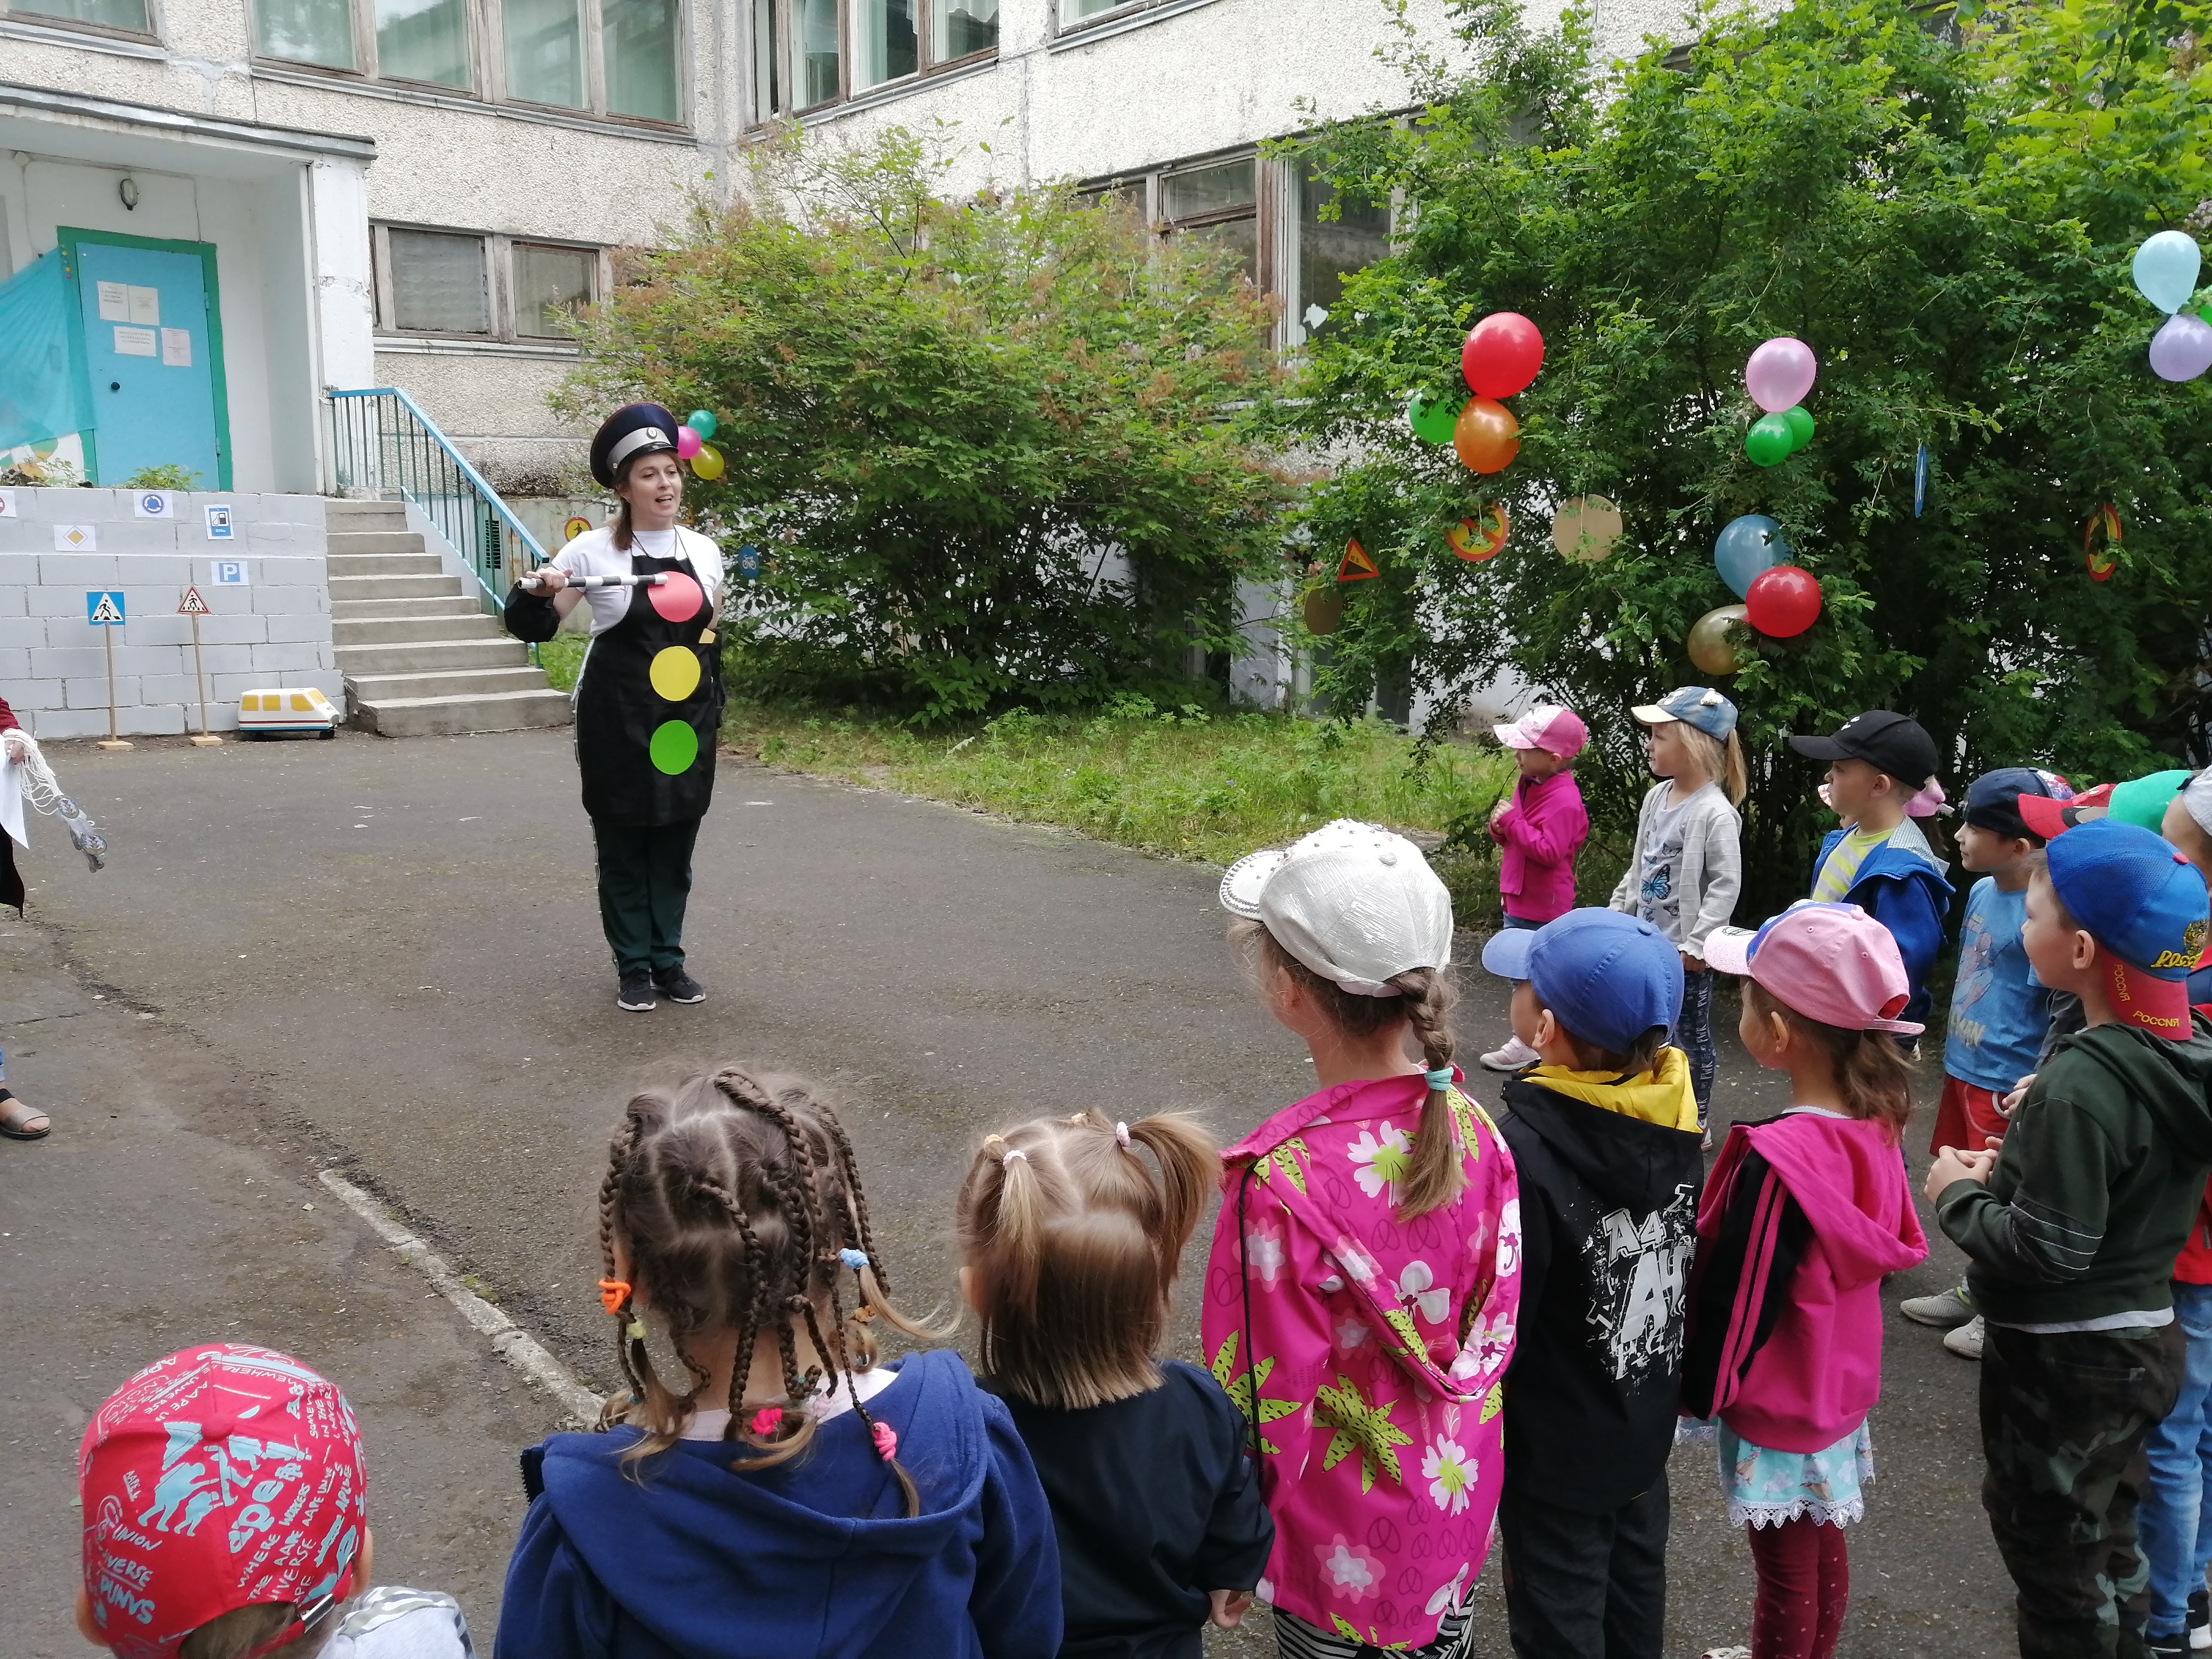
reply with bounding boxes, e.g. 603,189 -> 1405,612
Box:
1480,908 -> 1685,1054
1631,686 -> 1738,740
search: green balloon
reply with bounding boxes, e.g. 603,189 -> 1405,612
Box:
1782,405 -> 1815,451
686,408 -> 717,441
1746,413 -> 1795,468
1406,391 -> 1461,445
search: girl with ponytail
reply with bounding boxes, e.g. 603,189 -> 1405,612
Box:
1204,821 -> 1521,1659
496,1066 -> 1063,1659
957,1109 -> 1274,1658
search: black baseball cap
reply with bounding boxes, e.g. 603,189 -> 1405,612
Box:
1787,710 -> 1939,787
1963,767 -> 2067,844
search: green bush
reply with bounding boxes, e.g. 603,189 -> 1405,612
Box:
123,464 -> 200,489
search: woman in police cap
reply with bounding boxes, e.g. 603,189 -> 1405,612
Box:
505,403 -> 724,1012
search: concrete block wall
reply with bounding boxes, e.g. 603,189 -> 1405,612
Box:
0,489 -> 341,740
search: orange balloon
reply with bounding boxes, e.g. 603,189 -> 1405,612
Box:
1452,397 -> 1520,474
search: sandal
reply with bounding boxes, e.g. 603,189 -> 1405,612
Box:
0,1090 -> 51,1140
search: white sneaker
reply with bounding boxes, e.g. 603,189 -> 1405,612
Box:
1480,1035 -> 1539,1072
1900,1283 -> 1977,1328
1700,1647 -> 1751,1659
1943,1314 -> 1985,1361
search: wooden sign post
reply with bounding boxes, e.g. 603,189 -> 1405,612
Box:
86,590 -> 132,751
178,586 -> 220,746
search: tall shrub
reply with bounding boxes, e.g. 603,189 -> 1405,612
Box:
561,129 -> 1289,722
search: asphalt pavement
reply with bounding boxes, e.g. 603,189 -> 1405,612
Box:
3,729 -> 2010,1657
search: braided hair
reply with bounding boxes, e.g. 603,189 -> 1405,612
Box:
595,1066 -> 928,1515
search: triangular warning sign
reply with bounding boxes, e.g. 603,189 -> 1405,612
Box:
89,593 -> 124,624
178,585 -> 210,615
1338,537 -> 1380,582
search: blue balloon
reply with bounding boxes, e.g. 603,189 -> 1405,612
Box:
1714,514 -> 1788,599
2133,231 -> 2203,316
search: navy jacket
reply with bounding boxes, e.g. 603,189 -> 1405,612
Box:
1811,824 -> 1954,1027
496,1350 -> 1063,1659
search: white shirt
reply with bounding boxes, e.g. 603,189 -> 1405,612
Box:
681,1364 -> 904,1440
550,525 -> 725,637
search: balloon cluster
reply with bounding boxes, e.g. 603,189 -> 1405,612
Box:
678,409 -> 724,480
2134,232 -> 2211,384
1743,338 -> 1817,466
1691,513 -> 1824,672
1404,313 -> 1545,476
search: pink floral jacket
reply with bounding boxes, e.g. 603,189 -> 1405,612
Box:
1201,1071 -> 1521,1650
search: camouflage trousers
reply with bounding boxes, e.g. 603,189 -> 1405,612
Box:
1981,1321 -> 2187,1659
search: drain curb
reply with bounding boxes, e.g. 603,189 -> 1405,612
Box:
319,1167 -> 602,1428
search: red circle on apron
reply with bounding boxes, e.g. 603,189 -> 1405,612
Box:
648,570 -> 705,622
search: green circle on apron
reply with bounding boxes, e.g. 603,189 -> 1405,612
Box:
649,719 -> 699,776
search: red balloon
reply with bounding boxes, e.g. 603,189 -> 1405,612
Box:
1745,564 -> 1823,638
1461,312 -> 1545,399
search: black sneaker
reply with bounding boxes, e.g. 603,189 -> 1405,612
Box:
654,966 -> 705,1004
2149,1633 -> 2190,1659
2190,1589 -> 2209,1651
617,972 -> 658,1012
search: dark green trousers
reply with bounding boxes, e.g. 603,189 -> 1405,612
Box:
1982,1321 -> 2187,1659
593,817 -> 700,978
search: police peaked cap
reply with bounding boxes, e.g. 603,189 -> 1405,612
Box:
589,403 -> 681,488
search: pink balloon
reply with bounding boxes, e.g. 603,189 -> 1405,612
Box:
1745,337 -> 1818,414
648,570 -> 705,622
676,425 -> 704,459
2149,313 -> 2212,383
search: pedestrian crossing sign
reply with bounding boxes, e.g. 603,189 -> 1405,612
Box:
87,591 -> 125,626
178,586 -> 210,616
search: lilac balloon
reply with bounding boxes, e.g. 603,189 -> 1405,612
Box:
2149,312 -> 2212,383
1745,337 -> 1818,414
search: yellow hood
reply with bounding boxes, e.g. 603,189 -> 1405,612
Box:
1524,1045 -> 1699,1133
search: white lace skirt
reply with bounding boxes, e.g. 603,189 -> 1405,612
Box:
1713,1418 -> 1874,1529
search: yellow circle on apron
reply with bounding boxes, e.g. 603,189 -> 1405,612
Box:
649,645 -> 702,702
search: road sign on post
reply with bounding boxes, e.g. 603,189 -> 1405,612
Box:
178,586 -> 220,746
86,591 -> 131,751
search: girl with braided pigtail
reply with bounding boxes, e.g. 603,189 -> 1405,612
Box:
1205,821 -> 1521,1659
497,1066 -> 1064,1659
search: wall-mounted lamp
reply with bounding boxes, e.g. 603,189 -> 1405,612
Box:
118,175 -> 139,211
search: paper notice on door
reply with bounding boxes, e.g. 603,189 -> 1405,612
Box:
161,328 -> 192,367
128,285 -> 160,326
97,281 -> 129,322
113,326 -> 157,357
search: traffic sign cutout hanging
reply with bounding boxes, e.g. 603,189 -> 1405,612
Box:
178,586 -> 210,616
1338,538 -> 1380,582
87,591 -> 125,626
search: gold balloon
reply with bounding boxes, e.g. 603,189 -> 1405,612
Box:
1687,604 -> 1749,676
1302,588 -> 1345,636
1551,496 -> 1623,562
690,443 -> 725,481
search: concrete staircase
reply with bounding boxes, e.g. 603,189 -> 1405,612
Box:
327,498 -> 572,737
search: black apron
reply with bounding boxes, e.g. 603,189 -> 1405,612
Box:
574,545 -> 723,827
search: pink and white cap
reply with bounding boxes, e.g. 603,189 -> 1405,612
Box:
1702,901 -> 1925,1035
1492,703 -> 1588,758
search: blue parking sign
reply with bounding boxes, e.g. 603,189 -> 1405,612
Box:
86,591 -> 125,626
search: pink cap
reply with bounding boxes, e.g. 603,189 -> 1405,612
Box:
1493,704 -> 1588,758
1702,902 -> 1925,1035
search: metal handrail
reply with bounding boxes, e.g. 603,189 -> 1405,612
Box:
323,387 -> 549,610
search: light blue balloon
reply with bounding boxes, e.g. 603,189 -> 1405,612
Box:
2133,231 -> 2203,316
1714,514 -> 1788,599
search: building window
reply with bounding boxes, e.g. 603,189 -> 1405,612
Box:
1162,158 -> 1258,283
1296,163 -> 1390,337
750,0 -> 991,122
248,0 -> 687,126
374,225 -> 605,345
7,0 -> 154,34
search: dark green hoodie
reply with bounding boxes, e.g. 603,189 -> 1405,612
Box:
1939,1018 -> 2212,1326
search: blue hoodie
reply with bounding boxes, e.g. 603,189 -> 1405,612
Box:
1811,821 -> 1954,1027
495,1350 -> 1063,1659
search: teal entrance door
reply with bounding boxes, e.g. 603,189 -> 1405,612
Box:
62,231 -> 230,488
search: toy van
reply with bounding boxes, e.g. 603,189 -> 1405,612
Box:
239,687 -> 340,738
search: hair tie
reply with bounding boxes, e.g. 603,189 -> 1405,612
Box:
1424,1066 -> 1455,1090
1001,1148 -> 1027,1167
839,1247 -> 870,1272
871,1420 -> 899,1461
1114,1121 -> 1131,1147
598,1278 -> 632,1315
625,1319 -> 647,1341
750,1405 -> 783,1437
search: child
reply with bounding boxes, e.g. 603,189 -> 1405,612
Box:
75,1342 -> 473,1659
1927,821 -> 2212,1659
1207,818 -> 1520,1657
1787,711 -> 1953,1029
497,1066 -> 1063,1658
1681,905 -> 1930,1659
1479,702 -> 1592,1072
1901,768 -> 2069,1361
1610,686 -> 1747,1133
957,1109 -> 1273,1659
1477,908 -> 1703,1659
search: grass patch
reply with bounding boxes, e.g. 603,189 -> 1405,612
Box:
539,633 -> 586,692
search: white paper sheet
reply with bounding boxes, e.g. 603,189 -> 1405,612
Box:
0,757 -> 26,851
114,326 -> 156,357
128,285 -> 159,326
161,328 -> 191,367
96,281 -> 129,322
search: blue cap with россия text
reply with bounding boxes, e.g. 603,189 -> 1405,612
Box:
2044,818 -> 2209,1041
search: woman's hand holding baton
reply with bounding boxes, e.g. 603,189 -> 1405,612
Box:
518,570 -> 669,592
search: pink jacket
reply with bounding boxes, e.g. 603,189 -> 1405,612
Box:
1201,1073 -> 1520,1648
1684,1110 -> 1927,1452
1488,771 -> 1588,924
